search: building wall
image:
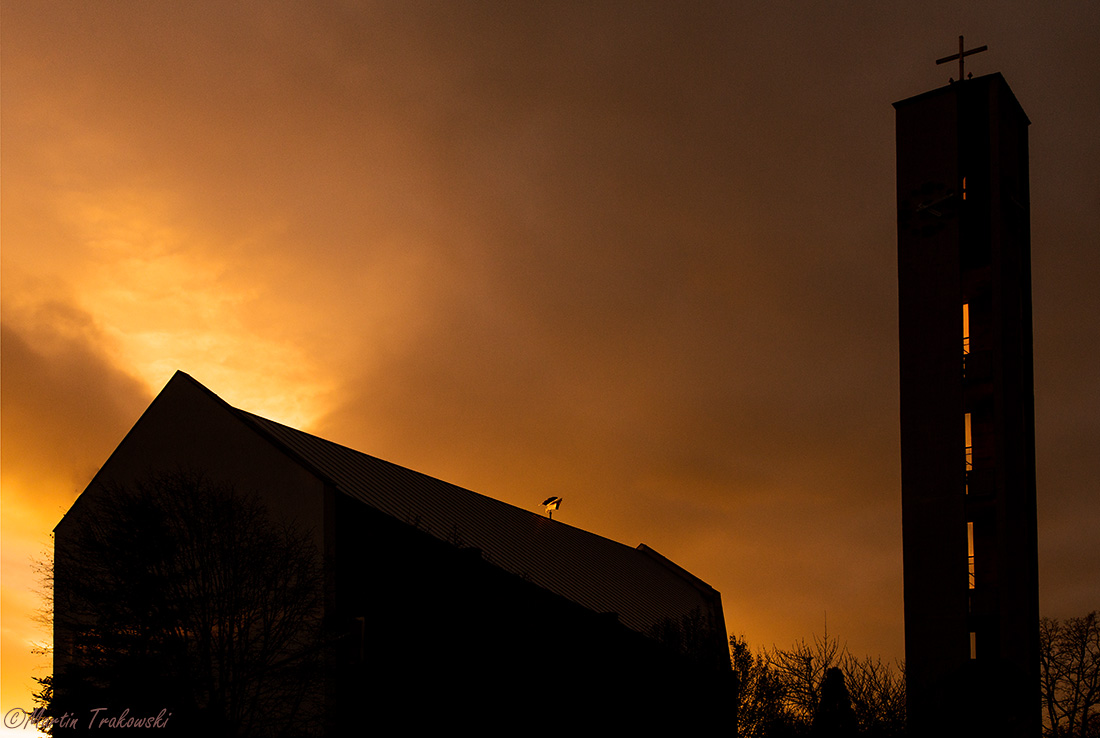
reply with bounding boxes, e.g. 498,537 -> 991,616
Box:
326,492 -> 732,731
896,80 -> 971,730
52,372 -> 330,728
895,74 -> 1039,736
52,373 -> 733,731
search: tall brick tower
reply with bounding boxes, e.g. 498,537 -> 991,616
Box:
894,66 -> 1039,736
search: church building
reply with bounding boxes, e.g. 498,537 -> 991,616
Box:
52,371 -> 731,732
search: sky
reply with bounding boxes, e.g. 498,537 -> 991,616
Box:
2,0 -> 1098,724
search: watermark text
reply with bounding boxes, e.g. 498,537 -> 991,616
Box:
4,706 -> 172,730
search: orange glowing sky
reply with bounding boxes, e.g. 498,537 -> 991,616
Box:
3,1 -> 1099,723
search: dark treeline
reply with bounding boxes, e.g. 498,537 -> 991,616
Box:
732,611 -> 1100,738
730,633 -> 905,738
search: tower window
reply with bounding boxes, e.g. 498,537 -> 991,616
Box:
970,631 -> 977,659
963,303 -> 970,355
963,303 -> 970,378
965,412 -> 973,493
968,521 -> 975,589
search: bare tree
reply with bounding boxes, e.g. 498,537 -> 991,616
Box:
39,471 -> 324,737
730,633 -> 906,737
767,633 -> 844,726
1041,612 -> 1100,738
730,634 -> 795,737
841,652 -> 905,737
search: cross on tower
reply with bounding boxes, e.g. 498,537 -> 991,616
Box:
936,35 -> 988,82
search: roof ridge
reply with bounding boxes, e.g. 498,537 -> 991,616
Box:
637,543 -> 720,597
166,372 -> 723,637
235,408 -> 643,554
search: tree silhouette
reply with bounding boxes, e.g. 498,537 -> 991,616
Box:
730,633 -> 906,737
1041,612 -> 1100,738
39,471 -> 324,737
730,634 -> 795,737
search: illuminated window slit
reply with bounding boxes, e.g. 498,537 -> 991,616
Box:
968,521 -> 975,589
965,412 -> 973,494
963,303 -> 970,355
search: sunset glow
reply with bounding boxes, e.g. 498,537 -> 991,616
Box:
3,1 -> 1098,727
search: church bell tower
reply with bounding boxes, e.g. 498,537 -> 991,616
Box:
894,44 -> 1040,737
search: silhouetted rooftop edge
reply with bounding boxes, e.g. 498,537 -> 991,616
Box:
67,370 -> 724,639
892,72 -> 1030,126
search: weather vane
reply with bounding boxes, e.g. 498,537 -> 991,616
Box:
542,496 -> 562,519
936,35 -> 988,83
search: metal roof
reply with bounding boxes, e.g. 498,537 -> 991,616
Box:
188,373 -> 721,639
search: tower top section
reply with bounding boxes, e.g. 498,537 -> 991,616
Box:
893,71 -> 1030,128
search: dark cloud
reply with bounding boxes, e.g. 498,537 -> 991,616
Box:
2,0 -> 1097,676
1,310 -> 151,494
